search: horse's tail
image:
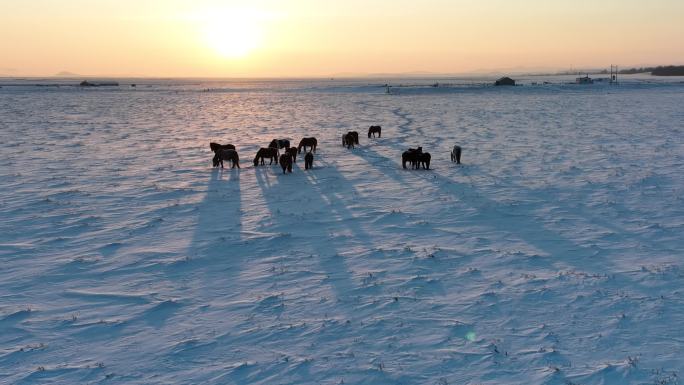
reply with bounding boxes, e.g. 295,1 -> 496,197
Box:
253,153 -> 260,166
297,144 -> 302,154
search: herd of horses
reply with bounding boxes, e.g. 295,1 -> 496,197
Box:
211,137 -> 318,174
210,125 -> 462,174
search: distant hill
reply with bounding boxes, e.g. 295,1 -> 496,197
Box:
619,65 -> 684,76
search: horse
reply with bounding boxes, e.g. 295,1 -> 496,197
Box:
402,147 -> 423,169
269,139 -> 290,150
286,147 -> 298,163
368,125 -> 381,138
349,131 -> 359,145
298,137 -> 317,154
418,152 -> 431,169
215,149 -> 240,169
210,142 -> 236,167
253,147 -> 278,166
279,153 -> 292,174
210,142 -> 235,152
342,132 -> 355,149
304,152 -> 314,170
451,145 -> 462,164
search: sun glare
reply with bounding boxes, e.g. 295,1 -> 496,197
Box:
198,8 -> 265,59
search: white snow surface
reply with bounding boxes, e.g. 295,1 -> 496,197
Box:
1,78 -> 683,384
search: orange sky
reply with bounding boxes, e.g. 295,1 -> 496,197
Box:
1,0 -> 682,77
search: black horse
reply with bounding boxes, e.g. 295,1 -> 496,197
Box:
401,147 -> 423,169
304,152 -> 314,170
349,131 -> 359,145
298,137 -> 317,154
269,139 -> 290,150
253,147 -> 278,166
286,147 -> 298,163
342,132 -> 355,149
279,153 -> 292,174
418,152 -> 431,169
451,145 -> 462,164
368,125 -> 381,138
215,149 -> 240,169
210,142 -> 236,167
210,142 -> 235,152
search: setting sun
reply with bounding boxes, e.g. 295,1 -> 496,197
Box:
195,8 -> 266,59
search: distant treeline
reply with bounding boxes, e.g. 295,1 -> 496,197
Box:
618,65 -> 684,76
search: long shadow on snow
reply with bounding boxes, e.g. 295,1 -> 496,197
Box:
254,163 -> 368,302
174,168 -> 248,288
369,105 -> 662,277
351,144 -> 603,271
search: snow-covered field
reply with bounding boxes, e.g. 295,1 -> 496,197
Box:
1,78 -> 683,384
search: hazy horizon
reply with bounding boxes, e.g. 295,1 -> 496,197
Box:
2,0 -> 683,78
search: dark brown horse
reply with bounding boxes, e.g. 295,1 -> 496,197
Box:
401,147 -> 422,169
210,142 -> 235,152
418,152 -> 431,169
269,139 -> 290,150
253,147 -> 278,166
451,145 -> 462,164
349,131 -> 359,144
215,149 -> 240,169
304,152 -> 314,170
298,137 -> 317,154
368,125 -> 381,138
210,142 -> 236,167
342,132 -> 355,149
279,153 -> 292,174
286,147 -> 298,163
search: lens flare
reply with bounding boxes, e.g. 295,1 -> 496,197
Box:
465,331 -> 477,341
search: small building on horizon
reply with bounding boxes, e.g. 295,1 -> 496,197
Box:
494,77 -> 516,86
576,75 -> 594,85
79,80 -> 119,87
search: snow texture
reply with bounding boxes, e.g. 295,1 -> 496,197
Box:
1,77 -> 683,384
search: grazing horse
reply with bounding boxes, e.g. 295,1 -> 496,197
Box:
253,147 -> 278,166
215,149 -> 240,169
286,147 -> 298,163
298,137 -> 317,154
342,132 -> 355,149
368,125 -> 382,138
349,131 -> 359,145
451,145 -> 462,164
279,153 -> 292,174
418,152 -> 431,169
210,142 -> 235,152
269,139 -> 290,150
401,147 -> 423,169
210,142 -> 236,167
304,152 -> 314,170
